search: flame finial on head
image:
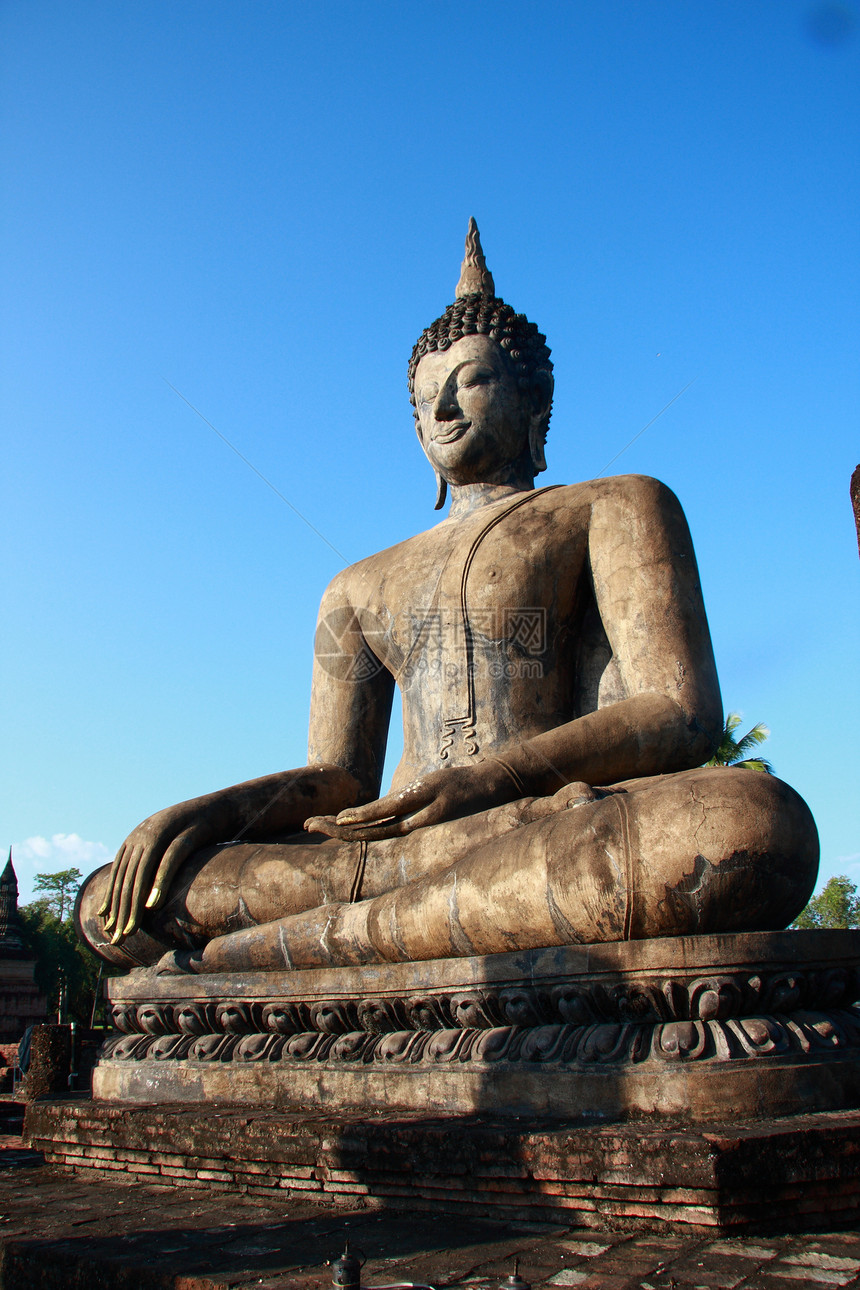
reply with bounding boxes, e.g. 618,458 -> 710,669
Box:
455,217 -> 495,298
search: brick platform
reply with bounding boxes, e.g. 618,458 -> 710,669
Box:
24,1100 -> 860,1234
7,1149 -> 860,1290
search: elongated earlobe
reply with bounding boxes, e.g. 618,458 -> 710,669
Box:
434,471 -> 448,510
528,369 -> 553,475
529,425 -> 547,475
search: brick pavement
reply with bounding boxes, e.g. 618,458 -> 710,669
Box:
5,1130 -> 860,1289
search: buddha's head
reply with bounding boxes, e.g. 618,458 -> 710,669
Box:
409,220 -> 554,507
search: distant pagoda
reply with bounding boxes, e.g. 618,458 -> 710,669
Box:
0,851 -> 25,955
0,850 -> 48,1043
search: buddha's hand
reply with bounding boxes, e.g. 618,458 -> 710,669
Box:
98,797 -> 228,945
304,760 -> 520,841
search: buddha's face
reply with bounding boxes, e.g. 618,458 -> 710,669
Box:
413,334 -> 532,486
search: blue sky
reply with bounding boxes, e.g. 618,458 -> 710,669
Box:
2,1 -> 858,906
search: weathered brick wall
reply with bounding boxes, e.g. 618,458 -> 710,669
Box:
24,1100 -> 860,1233
0,1042 -> 19,1068
0,1042 -> 19,1093
0,959 -> 49,1042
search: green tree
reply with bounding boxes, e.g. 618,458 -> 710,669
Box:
31,866 -> 83,921
706,712 -> 773,774
19,868 -> 113,1025
792,876 -> 860,930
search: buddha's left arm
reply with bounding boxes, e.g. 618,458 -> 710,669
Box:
498,475 -> 723,794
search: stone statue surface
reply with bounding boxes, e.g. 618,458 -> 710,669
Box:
77,220 -> 818,976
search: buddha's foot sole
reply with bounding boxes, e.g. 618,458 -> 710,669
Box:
94,930 -> 860,1122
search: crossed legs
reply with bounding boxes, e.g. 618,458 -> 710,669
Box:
76,768 -> 818,973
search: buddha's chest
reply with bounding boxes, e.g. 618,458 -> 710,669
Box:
374,495 -> 589,681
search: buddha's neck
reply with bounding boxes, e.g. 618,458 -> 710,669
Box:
447,471 -> 536,520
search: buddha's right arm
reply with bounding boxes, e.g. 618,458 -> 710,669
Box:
101,570 -> 394,945
98,764 -> 365,944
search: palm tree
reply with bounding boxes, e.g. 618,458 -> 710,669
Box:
706,712 -> 773,774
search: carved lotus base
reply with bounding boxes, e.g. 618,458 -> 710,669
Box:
95,930 -> 860,1121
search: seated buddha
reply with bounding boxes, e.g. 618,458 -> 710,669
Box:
76,220 -> 818,975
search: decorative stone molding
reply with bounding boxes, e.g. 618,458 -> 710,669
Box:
91,934 -> 860,1119
102,1006 -> 860,1070
100,936 -> 860,1073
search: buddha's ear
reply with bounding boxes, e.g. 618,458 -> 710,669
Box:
528,369 -> 554,475
530,368 -> 554,424
416,417 -> 448,509
434,470 -> 448,510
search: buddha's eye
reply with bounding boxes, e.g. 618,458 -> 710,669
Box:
418,384 -> 439,406
458,366 -> 495,389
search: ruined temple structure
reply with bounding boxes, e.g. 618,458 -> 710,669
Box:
0,851 -> 48,1043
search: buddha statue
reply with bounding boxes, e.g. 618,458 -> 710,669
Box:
76,220 -> 818,975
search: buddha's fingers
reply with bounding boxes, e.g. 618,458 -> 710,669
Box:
305,814 -> 351,837
305,804 -> 437,842
123,846 -> 169,935
99,841 -> 134,920
308,768 -> 485,840
334,781 -> 430,826
145,827 -> 209,913
100,845 -> 134,931
110,844 -> 150,943
97,851 -> 119,917
96,863 -> 115,918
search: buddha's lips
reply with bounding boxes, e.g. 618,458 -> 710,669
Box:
432,422 -> 470,444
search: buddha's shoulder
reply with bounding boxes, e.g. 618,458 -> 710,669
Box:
323,476 -> 684,602
543,474 -> 681,512
543,476 -> 688,543
321,528 -> 438,603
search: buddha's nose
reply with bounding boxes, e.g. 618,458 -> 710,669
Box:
433,379 -> 460,420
